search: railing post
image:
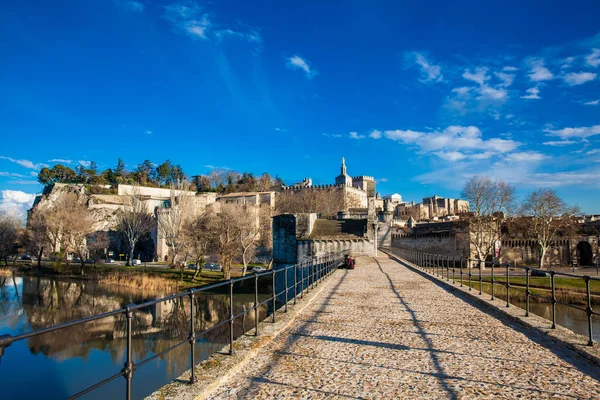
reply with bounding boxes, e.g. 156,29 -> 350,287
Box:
479,260 -> 483,295
188,290 -> 197,384
525,268 -> 530,317
254,273 -> 259,336
550,271 -> 556,329
301,261 -> 305,299
229,280 -> 234,354
505,264 -> 510,308
459,257 -> 463,287
584,276 -> 594,346
123,304 -> 135,400
452,257 -> 456,284
284,266 -> 288,312
293,264 -> 298,305
491,260 -> 495,301
272,269 -> 277,323
468,258 -> 472,291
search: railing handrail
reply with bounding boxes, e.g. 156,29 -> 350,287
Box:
0,251 -> 349,399
394,249 -> 597,348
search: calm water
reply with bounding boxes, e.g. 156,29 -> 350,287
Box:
0,275 -> 269,399
513,301 -> 600,342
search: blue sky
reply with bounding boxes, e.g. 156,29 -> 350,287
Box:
1,0 -> 600,218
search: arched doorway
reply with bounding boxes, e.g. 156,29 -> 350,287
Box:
577,241 -> 593,265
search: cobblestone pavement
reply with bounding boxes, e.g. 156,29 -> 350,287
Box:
209,256 -> 600,399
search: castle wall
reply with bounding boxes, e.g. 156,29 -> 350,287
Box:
391,232 -> 468,258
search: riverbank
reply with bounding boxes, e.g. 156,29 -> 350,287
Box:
5,262 -> 250,292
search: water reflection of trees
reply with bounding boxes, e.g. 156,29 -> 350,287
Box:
8,277 -> 268,377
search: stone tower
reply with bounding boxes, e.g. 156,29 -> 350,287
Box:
335,157 -> 353,186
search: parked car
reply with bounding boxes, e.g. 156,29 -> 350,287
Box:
204,262 -> 222,272
20,254 -> 32,261
187,264 -> 197,270
84,259 -> 95,264
104,258 -> 115,264
249,266 -> 267,273
131,259 -> 142,266
73,257 -> 82,263
530,269 -> 549,277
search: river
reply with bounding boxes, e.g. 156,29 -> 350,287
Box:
0,275 -> 270,399
513,301 -> 600,342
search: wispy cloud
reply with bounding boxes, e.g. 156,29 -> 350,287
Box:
527,58 -> 554,82
49,158 -> 73,164
0,172 -> 26,178
163,1 -> 261,48
584,99 -> 599,106
381,125 -> 520,160
463,67 -> 488,85
286,55 -> 317,79
542,140 -> 577,146
0,156 -> 47,170
409,52 -> 442,83
563,71 -> 597,86
145,130 -> 153,135
545,124 -> 600,140
322,133 -> 342,138
78,160 -> 92,167
521,87 -> 541,99
114,0 -> 144,12
586,48 -> 600,68
369,130 -> 382,139
349,132 -> 365,139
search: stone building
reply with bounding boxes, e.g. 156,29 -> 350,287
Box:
395,195 -> 469,221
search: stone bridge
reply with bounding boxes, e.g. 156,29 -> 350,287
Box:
161,252 -> 600,399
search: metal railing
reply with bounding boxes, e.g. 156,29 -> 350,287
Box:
0,252 -> 346,399
395,249 -> 598,347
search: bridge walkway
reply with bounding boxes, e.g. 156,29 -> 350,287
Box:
209,255 -> 600,399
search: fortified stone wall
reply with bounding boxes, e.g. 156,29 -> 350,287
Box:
391,232 -> 468,258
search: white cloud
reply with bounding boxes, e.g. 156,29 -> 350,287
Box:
521,87 -> 541,100
349,132 -> 365,140
560,57 -> 575,69
527,58 -> 554,82
545,124 -> 600,139
563,72 -> 597,86
504,151 -> 546,162
586,48 -> 600,67
0,172 -> 26,177
434,151 -> 467,161
0,190 -> 37,221
478,85 -> 507,101
383,125 -> 520,160
49,158 -> 73,164
378,178 -> 388,183
503,66 -> 518,72
78,160 -> 92,167
586,149 -> 600,155
322,133 -> 342,138
145,130 -> 152,135
0,156 -> 47,170
163,1 -> 259,46
584,100 -> 599,105
494,71 -> 515,87
452,86 -> 472,96
369,130 -> 382,139
543,140 -> 577,146
412,52 -> 442,83
462,67 -> 488,85
286,55 -> 317,79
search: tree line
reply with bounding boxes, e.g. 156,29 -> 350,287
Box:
460,176 -> 582,269
37,159 -> 285,194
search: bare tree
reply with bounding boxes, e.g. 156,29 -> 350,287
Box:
59,193 -> 95,274
158,182 -> 196,280
205,204 -> 241,280
276,188 -> 345,217
117,190 -> 154,266
237,205 -> 263,277
0,213 -> 20,266
461,176 -> 515,267
26,209 -> 50,269
182,212 -> 212,280
520,189 -> 579,268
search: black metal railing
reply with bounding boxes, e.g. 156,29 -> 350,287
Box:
0,252 -> 346,399
394,249 -> 598,347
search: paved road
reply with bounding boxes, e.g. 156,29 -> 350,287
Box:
209,255 -> 600,399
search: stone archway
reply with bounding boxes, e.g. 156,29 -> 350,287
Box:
577,241 -> 593,265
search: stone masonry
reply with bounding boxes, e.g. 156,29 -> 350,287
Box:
207,255 -> 600,399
